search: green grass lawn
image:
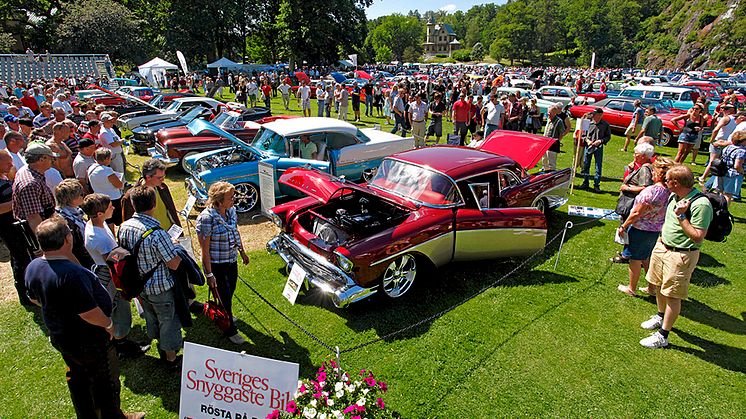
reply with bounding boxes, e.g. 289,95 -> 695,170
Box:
1,93 -> 744,417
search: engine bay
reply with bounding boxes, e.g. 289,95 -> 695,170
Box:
195,147 -> 254,172
303,191 -> 409,247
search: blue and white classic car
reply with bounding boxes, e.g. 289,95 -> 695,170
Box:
184,117 -> 414,213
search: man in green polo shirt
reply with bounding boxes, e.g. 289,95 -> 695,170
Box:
636,106 -> 663,145
299,135 -> 318,160
639,164 -> 712,348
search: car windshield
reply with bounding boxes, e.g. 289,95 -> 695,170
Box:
164,100 -> 181,112
179,107 -> 204,123
213,112 -> 242,129
369,159 -> 460,207
251,127 -> 288,155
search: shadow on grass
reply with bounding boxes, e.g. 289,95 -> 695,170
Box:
690,267 -> 730,287
696,252 -> 725,268
670,328 -> 746,374
681,298 -> 745,336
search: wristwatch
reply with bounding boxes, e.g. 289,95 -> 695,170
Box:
677,213 -> 687,220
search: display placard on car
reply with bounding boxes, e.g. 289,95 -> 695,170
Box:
282,263 -> 306,305
259,161 -> 276,217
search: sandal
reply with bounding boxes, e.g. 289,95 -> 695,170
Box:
617,284 -> 636,297
610,255 -> 630,264
638,287 -> 656,296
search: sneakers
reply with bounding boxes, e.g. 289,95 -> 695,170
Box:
640,331 -> 669,348
114,339 -> 150,358
161,355 -> 183,371
640,314 -> 663,330
228,334 -> 247,344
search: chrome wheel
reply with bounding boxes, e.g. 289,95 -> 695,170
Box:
381,254 -> 417,298
180,152 -> 199,173
657,130 -> 673,147
234,183 -> 259,213
535,198 -> 547,214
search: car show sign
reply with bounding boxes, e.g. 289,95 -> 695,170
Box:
179,342 -> 299,419
282,264 -> 306,305
258,161 -> 276,217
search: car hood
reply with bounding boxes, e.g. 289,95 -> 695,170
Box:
186,119 -> 265,156
477,131 -> 557,169
279,167 -> 417,210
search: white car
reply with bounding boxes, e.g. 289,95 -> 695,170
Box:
487,87 -> 560,117
118,97 -> 225,131
534,86 -> 597,106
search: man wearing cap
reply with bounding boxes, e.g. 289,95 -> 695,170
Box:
579,107 -> 612,192
98,113 -> 124,173
20,89 -> 39,115
83,120 -> 101,142
74,138 -> 97,192
298,80 -> 312,118
700,104 -> 738,182
11,142 -> 58,304
4,114 -> 20,133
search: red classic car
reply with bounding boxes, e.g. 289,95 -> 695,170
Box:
151,112 -> 297,171
569,98 -> 687,146
267,134 -> 571,307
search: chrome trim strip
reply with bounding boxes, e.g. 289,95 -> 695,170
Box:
371,232 -> 456,267
531,178 -> 571,209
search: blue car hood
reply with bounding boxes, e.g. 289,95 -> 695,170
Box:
187,119 -> 266,157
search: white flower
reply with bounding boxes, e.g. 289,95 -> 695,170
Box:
331,410 -> 343,419
327,398 -> 335,406
346,384 -> 355,393
362,388 -> 369,395
334,382 -> 344,392
310,399 -> 317,407
354,381 -> 362,388
336,390 -> 344,398
357,397 -> 366,406
303,407 -> 317,418
318,414 -> 328,419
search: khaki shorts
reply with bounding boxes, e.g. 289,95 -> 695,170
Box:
646,241 -> 699,299
625,124 -> 642,136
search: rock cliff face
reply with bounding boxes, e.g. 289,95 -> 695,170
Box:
640,0 -> 742,70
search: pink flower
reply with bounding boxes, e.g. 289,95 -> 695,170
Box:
313,392 -> 322,399
266,410 -> 280,419
363,376 -> 377,387
360,369 -> 366,375
317,371 -> 327,382
378,381 -> 388,392
376,398 -> 385,409
286,400 -> 298,414
299,384 -> 307,393
343,405 -> 356,414
329,360 -> 337,368
319,364 -> 325,372
351,416 -> 361,419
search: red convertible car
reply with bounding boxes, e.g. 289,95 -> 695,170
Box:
569,98 -> 687,147
267,133 -> 571,307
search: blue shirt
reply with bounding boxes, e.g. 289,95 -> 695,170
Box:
196,207 -> 242,264
118,213 -> 178,295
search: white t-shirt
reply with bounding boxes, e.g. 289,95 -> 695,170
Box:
44,167 -> 63,191
316,88 -> 326,100
484,102 -> 505,126
277,84 -> 291,95
98,127 -> 123,155
730,121 -> 746,140
299,86 -> 311,100
73,153 -> 95,180
10,151 -> 25,170
88,164 -> 122,199
575,117 -> 591,135
84,222 -> 117,266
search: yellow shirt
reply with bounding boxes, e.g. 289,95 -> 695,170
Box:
153,190 -> 172,230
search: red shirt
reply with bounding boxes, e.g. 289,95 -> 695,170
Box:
261,85 -> 271,98
82,132 -> 97,142
452,100 -> 471,123
20,95 -> 39,111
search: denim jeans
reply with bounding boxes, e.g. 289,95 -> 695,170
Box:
93,265 -> 132,338
581,146 -> 604,187
391,113 -> 407,137
317,100 -> 325,117
140,287 -> 182,352
365,96 -> 373,116
454,121 -> 468,145
484,123 -> 499,139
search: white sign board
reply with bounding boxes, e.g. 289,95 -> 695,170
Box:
282,264 -> 306,305
258,162 -> 276,217
568,205 -> 620,221
181,195 -> 197,218
179,342 -> 299,419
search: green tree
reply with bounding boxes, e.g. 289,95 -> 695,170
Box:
367,14 -> 423,62
375,45 -> 393,63
55,0 -> 146,65
0,32 -> 14,53
402,46 -> 421,63
470,42 -> 484,61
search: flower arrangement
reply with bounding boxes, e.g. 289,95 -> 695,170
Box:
267,359 -> 399,419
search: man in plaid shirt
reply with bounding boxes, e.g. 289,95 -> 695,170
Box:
11,142 -> 57,305
118,186 -> 183,368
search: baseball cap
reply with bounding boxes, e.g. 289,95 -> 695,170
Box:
25,142 -> 60,158
723,104 -> 736,110
100,113 -> 114,122
3,114 -> 19,123
78,138 -> 95,148
70,101 -> 80,107
593,107 -> 604,114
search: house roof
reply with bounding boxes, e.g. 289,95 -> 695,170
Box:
442,24 -> 457,36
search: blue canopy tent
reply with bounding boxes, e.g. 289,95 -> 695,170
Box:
329,72 -> 347,83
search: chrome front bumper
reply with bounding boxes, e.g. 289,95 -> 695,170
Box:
267,233 -> 376,308
184,177 -> 208,207
147,143 -> 179,167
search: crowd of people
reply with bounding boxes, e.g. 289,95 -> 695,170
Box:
1,63 -> 744,415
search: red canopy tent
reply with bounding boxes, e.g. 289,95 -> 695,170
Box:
354,70 -> 372,79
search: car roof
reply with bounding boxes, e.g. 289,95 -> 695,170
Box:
391,146 -> 513,181
621,85 -> 696,93
262,117 -> 358,137
174,97 -> 219,104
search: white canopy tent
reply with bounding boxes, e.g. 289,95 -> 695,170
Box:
138,57 -> 178,87
207,57 -> 240,69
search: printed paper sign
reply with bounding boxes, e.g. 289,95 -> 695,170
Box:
168,224 -> 184,240
179,342 -> 299,419
282,264 -> 306,305
568,205 -> 621,221
258,162 -> 276,217
181,195 -> 197,218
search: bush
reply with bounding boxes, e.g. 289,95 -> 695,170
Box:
435,54 -> 448,58
451,49 -> 472,62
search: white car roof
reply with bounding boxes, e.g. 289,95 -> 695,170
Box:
173,97 -> 221,104
621,85 -> 696,93
262,117 -> 359,137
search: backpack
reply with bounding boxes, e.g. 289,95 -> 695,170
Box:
681,192 -> 733,242
106,227 -> 163,300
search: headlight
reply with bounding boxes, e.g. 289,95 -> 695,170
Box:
269,211 -> 283,228
334,251 -> 353,273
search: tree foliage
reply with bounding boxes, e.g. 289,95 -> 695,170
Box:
367,14 -> 423,62
0,32 -> 14,53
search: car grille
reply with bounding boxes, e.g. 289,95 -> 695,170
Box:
154,141 -> 167,156
280,237 -> 347,286
132,131 -> 151,142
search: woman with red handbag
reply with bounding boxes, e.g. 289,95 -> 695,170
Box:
196,182 -> 250,344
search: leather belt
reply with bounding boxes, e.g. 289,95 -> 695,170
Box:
412,119 -> 425,123
662,243 -> 697,252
